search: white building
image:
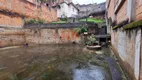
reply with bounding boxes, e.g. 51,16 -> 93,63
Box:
55,2 -> 79,18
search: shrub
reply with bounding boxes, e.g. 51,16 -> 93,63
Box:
74,26 -> 88,34
86,34 -> 97,45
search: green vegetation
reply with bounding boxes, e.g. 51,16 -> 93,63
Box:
51,18 -> 104,24
123,20 -> 142,30
86,34 -> 97,45
60,17 -> 68,21
79,18 -> 104,23
74,26 -> 88,34
113,20 -> 142,30
52,17 -> 68,24
112,26 -> 119,30
10,74 -> 18,80
25,19 -> 45,24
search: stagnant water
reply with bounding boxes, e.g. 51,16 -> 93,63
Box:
0,44 -> 113,80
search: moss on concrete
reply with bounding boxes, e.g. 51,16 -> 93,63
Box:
123,20 -> 142,30
112,20 -> 142,30
79,18 -> 104,23
112,26 -> 119,30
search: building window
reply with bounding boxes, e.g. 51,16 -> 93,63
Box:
73,8 -> 74,12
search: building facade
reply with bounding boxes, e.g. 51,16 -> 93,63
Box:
55,2 -> 79,18
46,0 -> 72,7
76,2 -> 106,18
106,0 -> 142,80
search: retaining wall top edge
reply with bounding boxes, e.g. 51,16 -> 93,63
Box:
23,23 -> 98,29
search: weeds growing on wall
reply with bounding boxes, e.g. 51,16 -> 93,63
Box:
25,19 -> 45,24
79,18 -> 104,23
74,26 -> 88,35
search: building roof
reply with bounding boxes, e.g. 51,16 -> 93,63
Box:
76,2 -> 106,18
90,2 -> 106,14
53,2 -> 79,11
68,2 -> 79,11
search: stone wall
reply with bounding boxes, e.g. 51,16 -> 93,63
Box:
25,28 -> 81,45
111,28 -> 142,80
0,0 -> 59,47
0,28 -> 25,47
0,0 -> 57,27
0,27 -> 81,47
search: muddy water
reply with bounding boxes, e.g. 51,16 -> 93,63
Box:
0,44 -> 112,80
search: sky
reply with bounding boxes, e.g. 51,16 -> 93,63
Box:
72,0 -> 106,4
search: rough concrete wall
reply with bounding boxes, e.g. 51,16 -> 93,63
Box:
0,28 -> 25,47
125,30 -> 136,71
140,29 -> 142,80
107,0 -> 142,79
134,29 -> 141,80
111,28 -> 142,80
117,29 -> 127,61
0,27 -> 81,47
111,30 -> 118,50
25,28 -> 81,44
116,1 -> 128,24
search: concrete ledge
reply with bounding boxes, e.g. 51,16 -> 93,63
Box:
23,22 -> 98,29
0,46 -> 21,51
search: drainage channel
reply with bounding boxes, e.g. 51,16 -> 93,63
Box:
0,44 -> 125,80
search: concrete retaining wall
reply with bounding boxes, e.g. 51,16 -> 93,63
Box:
0,28 -> 25,47
25,28 -> 81,45
0,27 -> 81,47
111,28 -> 142,80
